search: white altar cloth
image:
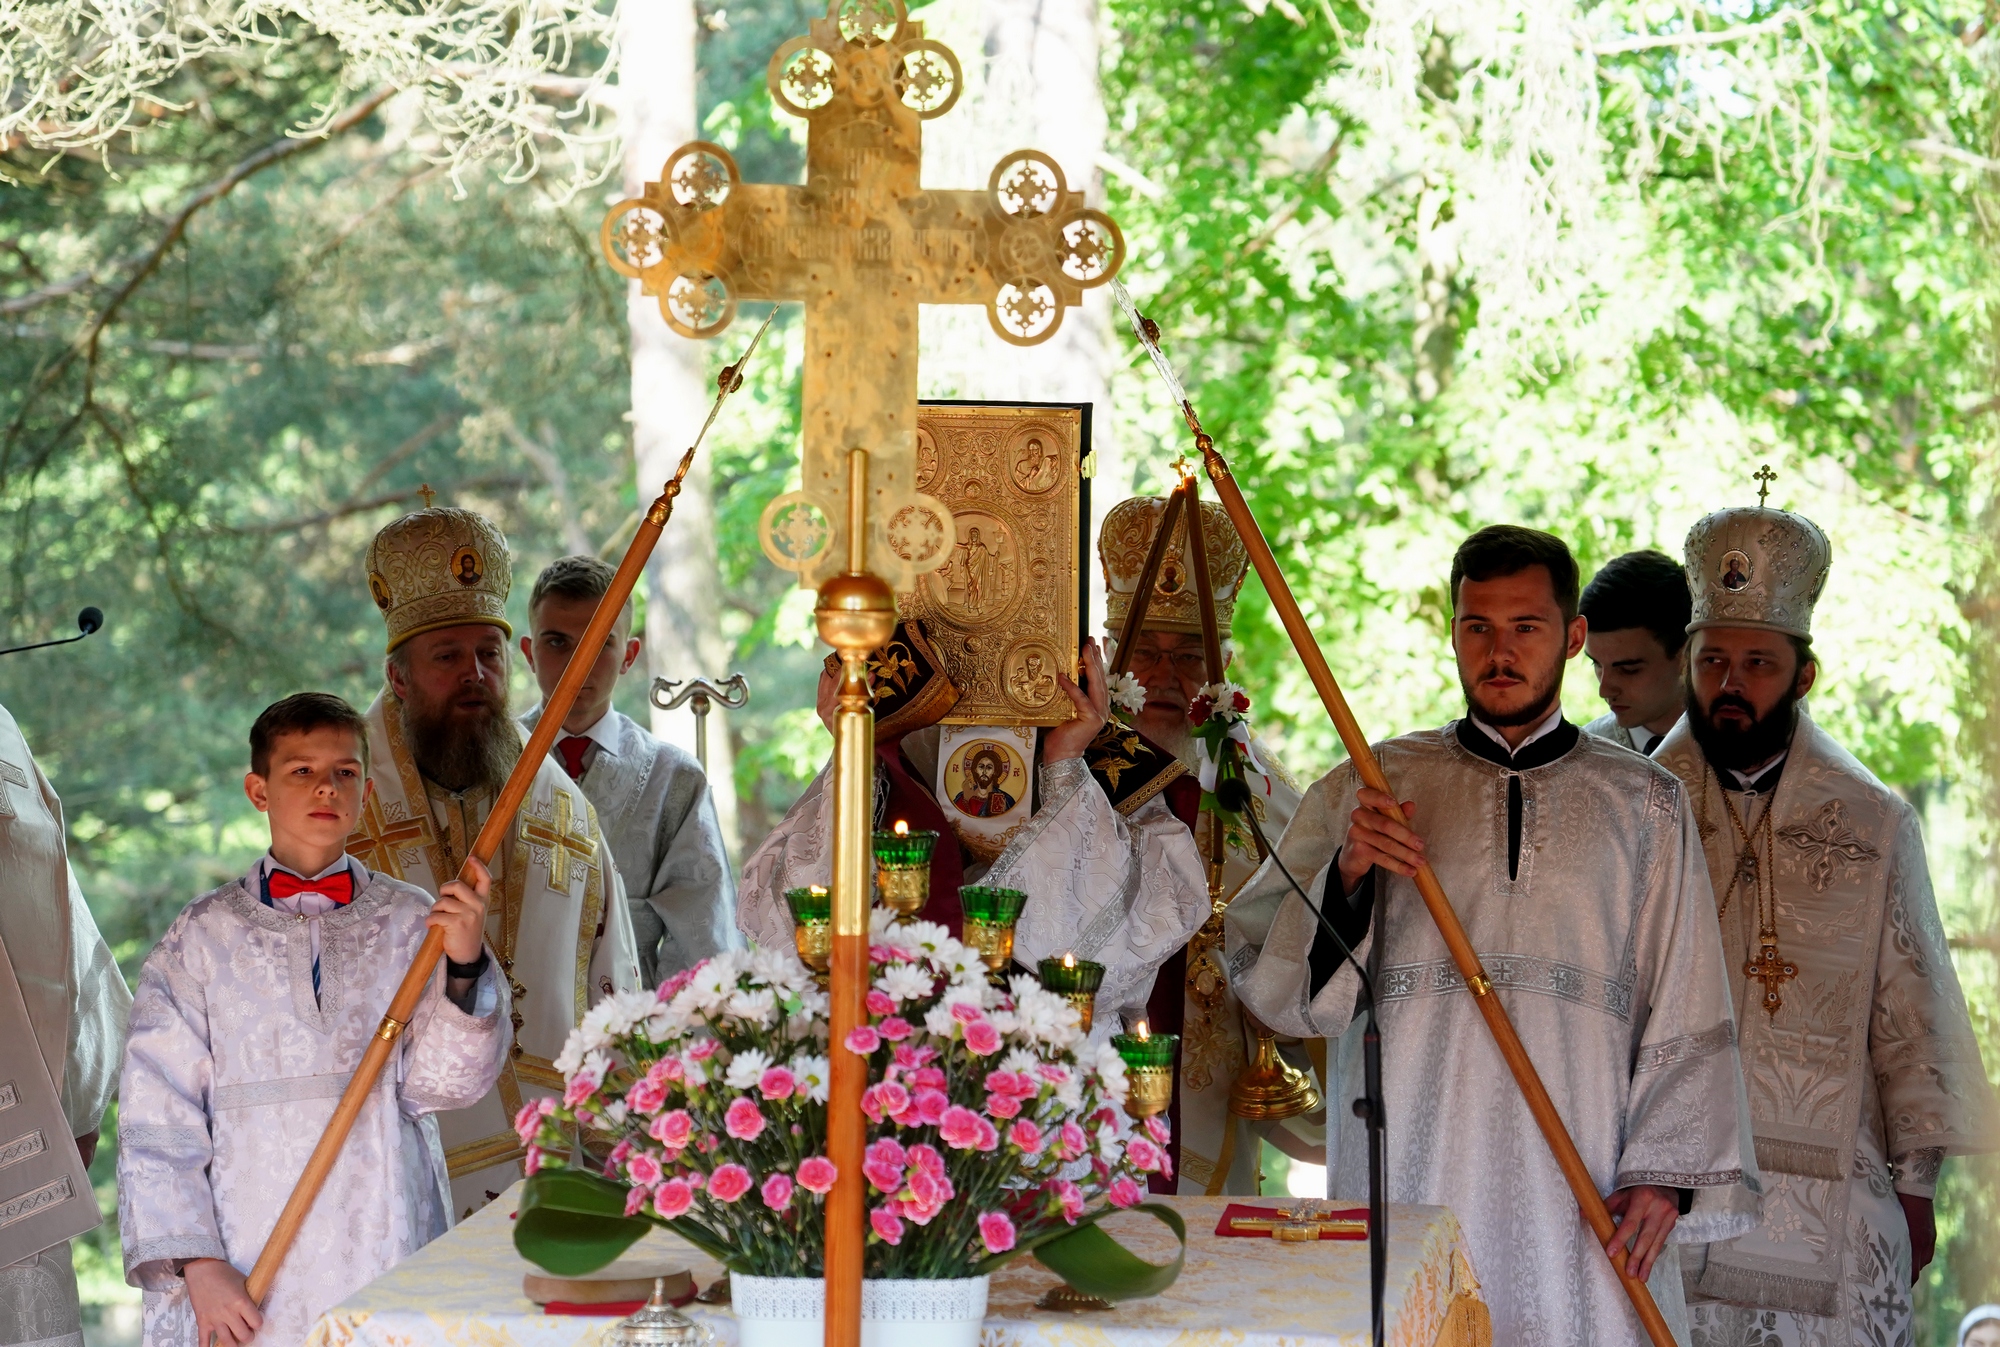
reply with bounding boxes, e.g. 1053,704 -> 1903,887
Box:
303,1182 -> 1487,1347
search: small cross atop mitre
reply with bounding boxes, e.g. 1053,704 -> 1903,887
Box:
597,0 -> 1125,592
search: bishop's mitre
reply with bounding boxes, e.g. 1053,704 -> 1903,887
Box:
365,505 -> 514,652
1099,495 -> 1251,639
1683,505 -> 1831,641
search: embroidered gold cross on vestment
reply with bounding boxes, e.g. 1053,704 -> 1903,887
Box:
345,792 -> 437,875
519,792 -> 597,887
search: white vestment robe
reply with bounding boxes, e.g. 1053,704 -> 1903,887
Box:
117,869 -> 510,1347
0,702 -> 132,1347
519,707 -> 740,986
738,734 -> 1209,1029
1653,711 -> 1999,1345
1227,717 -> 1758,1346
352,691 -> 640,1214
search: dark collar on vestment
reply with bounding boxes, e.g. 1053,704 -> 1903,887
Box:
1453,716 -> 1581,770
1701,746 -> 1788,795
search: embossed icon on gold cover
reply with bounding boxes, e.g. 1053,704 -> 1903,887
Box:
903,402 -> 1087,728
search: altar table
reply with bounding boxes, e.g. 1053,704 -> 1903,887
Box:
304,1182 -> 1488,1347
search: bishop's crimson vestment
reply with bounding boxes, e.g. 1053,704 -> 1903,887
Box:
1654,709 -> 1998,1344
117,866 -> 510,1347
350,691 -> 640,1214
1228,714 -> 1758,1345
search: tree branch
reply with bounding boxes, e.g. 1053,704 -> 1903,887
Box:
1905,139 -> 2000,174
1589,11 -> 1801,56
1244,129 -> 1349,257
231,476 -> 533,535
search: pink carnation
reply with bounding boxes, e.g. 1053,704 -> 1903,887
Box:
625,1185 -> 652,1217
1007,1119 -> 1045,1154
877,1016 -> 912,1042
759,1067 -> 797,1101
1144,1114 -> 1171,1145
798,1156 -> 838,1194
912,1089 -> 949,1126
688,1038 -> 720,1061
894,1044 -> 939,1070
650,1109 -> 695,1150
1125,1137 -> 1165,1173
964,1021 -> 1001,1055
908,1066 -> 946,1092
862,1081 -> 911,1125
625,1076 -> 668,1115
524,1145 -> 543,1175
863,1139 -> 907,1192
978,1211 -> 1017,1254
658,965 -> 699,1001
866,988 -> 897,1016
906,1144 -> 945,1179
1052,1179 -> 1085,1224
627,1152 -> 664,1187
844,1026 -> 881,1054
950,1001 -> 983,1025
904,1165 -> 952,1223
761,1173 -> 795,1211
1107,1176 -> 1143,1208
563,1070 -> 599,1108
1036,1063 -> 1070,1085
655,1057 -> 686,1084
655,1177 -> 695,1219
985,1092 -> 1021,1120
708,1164 -> 752,1204
1056,1121 -> 1088,1161
513,1097 -> 555,1144
984,1070 -> 1036,1100
939,1105 -> 985,1151
974,1116 -> 1000,1152
870,1207 -> 905,1245
725,1097 -> 767,1142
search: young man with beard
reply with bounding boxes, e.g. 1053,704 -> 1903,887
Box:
518,556 -> 739,988
1581,549 -> 1691,755
351,505 -> 640,1216
1648,504 -> 1995,1345
1227,524 -> 1757,1345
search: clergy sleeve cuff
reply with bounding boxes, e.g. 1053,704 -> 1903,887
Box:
1307,851 -> 1373,998
1892,1147 -> 1943,1198
446,949 -> 490,980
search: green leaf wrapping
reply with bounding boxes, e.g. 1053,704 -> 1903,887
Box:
1022,1202 -> 1187,1301
514,1169 -> 736,1274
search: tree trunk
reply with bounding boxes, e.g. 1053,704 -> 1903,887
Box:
619,0 -> 741,855
919,0 -> 1120,628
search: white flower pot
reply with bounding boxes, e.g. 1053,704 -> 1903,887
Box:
728,1273 -> 989,1347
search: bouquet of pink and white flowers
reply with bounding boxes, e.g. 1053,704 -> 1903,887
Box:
514,908 -> 1177,1285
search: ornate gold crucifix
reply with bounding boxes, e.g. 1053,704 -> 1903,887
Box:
599,0 -> 1124,593
1745,939 -> 1798,1015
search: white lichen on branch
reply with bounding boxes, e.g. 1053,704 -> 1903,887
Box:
1,0 -> 624,197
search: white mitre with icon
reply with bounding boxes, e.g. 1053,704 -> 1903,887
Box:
1682,467 -> 1831,640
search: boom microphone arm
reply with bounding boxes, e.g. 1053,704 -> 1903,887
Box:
0,608 -> 103,657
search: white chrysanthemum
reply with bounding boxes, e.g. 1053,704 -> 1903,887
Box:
725,986 -> 777,1025
791,1053 -> 831,1104
1001,1047 -> 1041,1077
552,1027 -> 588,1076
876,961 -> 933,1003
642,1000 -> 689,1044
749,943 -> 803,990
1007,982 -> 1080,1048
939,980 -> 988,1013
1052,1072 -> 1084,1113
724,1047 -> 773,1090
603,1099 -> 629,1127
923,1003 -> 957,1038
1090,1041 -> 1130,1104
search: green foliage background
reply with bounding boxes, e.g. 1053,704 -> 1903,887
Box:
3,0 -> 1997,1336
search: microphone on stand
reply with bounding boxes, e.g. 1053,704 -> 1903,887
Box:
0,607 -> 104,657
1217,744 -> 1388,1347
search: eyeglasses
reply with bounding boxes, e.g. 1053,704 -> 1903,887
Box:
1126,648 -> 1210,678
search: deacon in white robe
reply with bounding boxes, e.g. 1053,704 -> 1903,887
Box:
1228,525 -> 1757,1345
1659,503 -> 1997,1345
0,701 -> 131,1347
1579,549 -> 1693,759
352,505 -> 640,1215
117,864 -> 509,1347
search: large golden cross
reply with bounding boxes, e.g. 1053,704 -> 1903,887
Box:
345,793 -> 436,876
600,0 -> 1124,591
518,793 -> 597,888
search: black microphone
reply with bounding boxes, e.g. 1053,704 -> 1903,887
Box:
0,608 -> 105,657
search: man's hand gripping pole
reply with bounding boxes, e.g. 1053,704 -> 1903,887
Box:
240,311 -> 776,1309
1112,283 -> 1677,1347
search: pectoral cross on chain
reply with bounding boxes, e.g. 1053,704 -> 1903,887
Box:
601,0 -> 1125,592
1745,940 -> 1798,1015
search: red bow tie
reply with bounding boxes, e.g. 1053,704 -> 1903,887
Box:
268,869 -> 354,905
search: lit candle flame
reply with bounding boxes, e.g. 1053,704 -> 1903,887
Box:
1135,1019 -> 1150,1041
894,820 -> 909,836
1062,951 -> 1075,969
809,885 -> 828,897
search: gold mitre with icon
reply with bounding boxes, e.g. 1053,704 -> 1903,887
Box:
1684,482 -> 1830,641
366,501 -> 514,651
1100,495 -> 1251,638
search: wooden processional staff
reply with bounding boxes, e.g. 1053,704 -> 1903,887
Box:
239,316 -> 775,1308
1112,287 -> 1678,1347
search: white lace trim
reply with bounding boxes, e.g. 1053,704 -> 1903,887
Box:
728,1275 -> 989,1323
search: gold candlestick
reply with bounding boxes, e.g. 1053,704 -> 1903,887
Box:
1113,1020 -> 1177,1119
873,820 -> 937,921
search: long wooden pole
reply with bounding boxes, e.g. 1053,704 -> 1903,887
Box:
244,316 -> 772,1306
1196,436 -> 1676,1347
1108,487 -> 1187,678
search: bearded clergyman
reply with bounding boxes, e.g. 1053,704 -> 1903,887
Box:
351,504 -> 640,1215
1227,524 -> 1758,1344
1650,501 -> 1997,1345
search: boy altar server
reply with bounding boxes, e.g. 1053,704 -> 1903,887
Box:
519,555 -> 739,987
1227,526 -> 1757,1345
118,694 -> 510,1347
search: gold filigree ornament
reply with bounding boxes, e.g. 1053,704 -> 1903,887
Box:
598,0 -> 1123,592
